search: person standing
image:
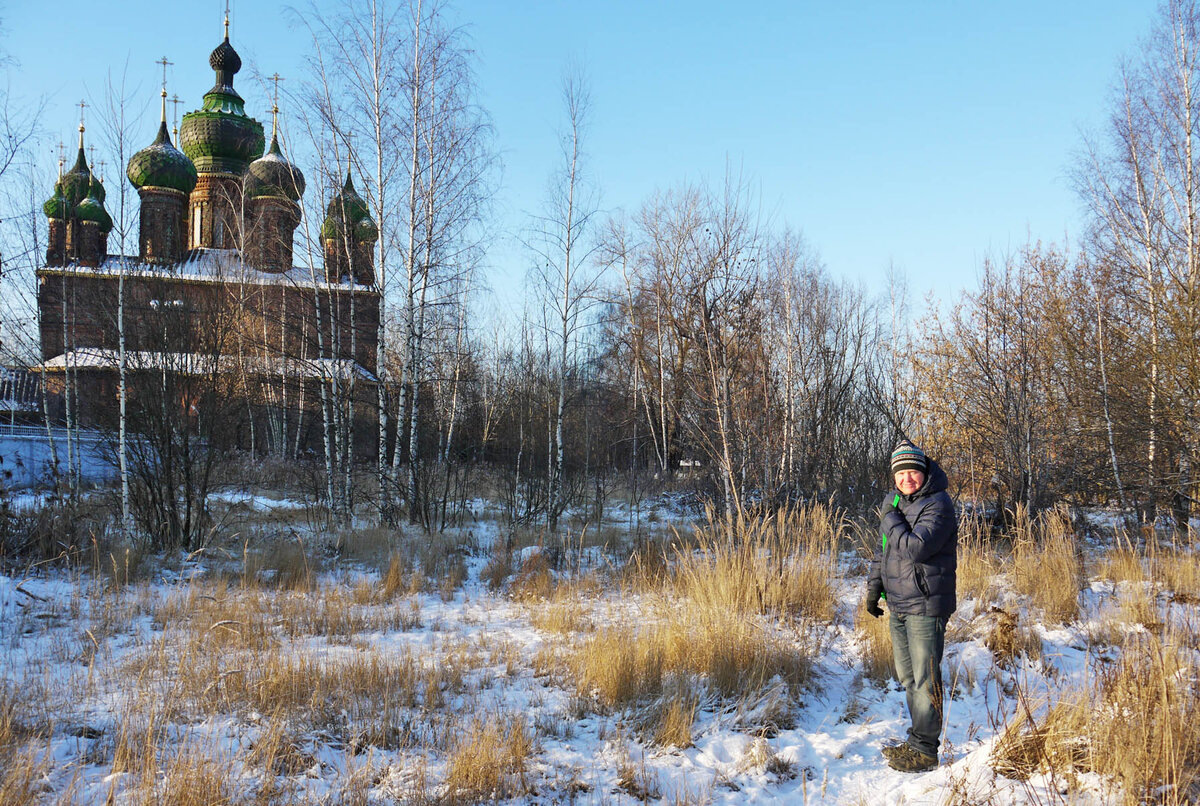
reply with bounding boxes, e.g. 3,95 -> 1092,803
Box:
865,439 -> 958,773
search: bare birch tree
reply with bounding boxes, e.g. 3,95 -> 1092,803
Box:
526,67 -> 602,532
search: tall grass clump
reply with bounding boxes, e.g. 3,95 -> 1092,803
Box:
1153,544 -> 1200,605
672,504 -> 843,624
443,714 -> 534,802
854,607 -> 892,685
570,605 -> 810,719
957,512 -> 1001,607
1008,505 -> 1082,624
1087,632 -> 1200,803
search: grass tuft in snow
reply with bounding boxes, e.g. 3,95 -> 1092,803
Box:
1008,505 -> 1082,624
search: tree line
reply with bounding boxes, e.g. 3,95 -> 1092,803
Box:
0,0 -> 1197,546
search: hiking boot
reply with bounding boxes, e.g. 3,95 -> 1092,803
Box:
886,743 -> 937,773
880,740 -> 907,761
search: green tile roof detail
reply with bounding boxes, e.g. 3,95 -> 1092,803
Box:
179,35 -> 264,174
128,121 -> 198,193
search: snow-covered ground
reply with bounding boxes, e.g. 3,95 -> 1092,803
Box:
0,503 -> 1193,804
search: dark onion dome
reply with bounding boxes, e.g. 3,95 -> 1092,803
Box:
245,135 -> 305,201
60,141 -> 93,206
329,172 -> 369,221
209,35 -> 242,79
354,215 -> 379,243
128,120 -> 198,194
76,172 -> 113,233
321,172 -> 375,241
43,180 -> 70,219
179,34 -> 264,174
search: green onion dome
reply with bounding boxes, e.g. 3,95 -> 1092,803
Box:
76,174 -> 113,233
128,121 -> 198,194
354,215 -> 378,243
322,172 -> 373,241
245,135 -> 305,201
320,214 -> 345,241
179,35 -> 264,174
60,145 -> 93,207
43,180 -> 70,219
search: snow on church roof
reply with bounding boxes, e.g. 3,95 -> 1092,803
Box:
39,251 -> 374,292
39,348 -> 377,382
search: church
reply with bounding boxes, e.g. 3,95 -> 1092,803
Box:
36,21 -> 381,457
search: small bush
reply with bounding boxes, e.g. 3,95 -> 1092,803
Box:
984,607 -> 1042,668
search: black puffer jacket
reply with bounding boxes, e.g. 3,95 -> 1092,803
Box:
868,458 -> 958,618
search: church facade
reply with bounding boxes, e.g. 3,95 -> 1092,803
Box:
36,25 -> 382,458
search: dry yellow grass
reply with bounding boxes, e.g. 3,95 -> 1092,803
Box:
1008,506 -> 1082,624
984,607 -> 1043,667
671,505 -> 842,624
0,746 -> 50,806
133,745 -> 237,806
528,594 -> 594,635
957,513 -> 1001,606
1098,546 -> 1146,587
568,602 -> 809,719
443,713 -> 534,802
854,608 -> 893,685
1154,545 -> 1200,604
993,630 -> 1200,804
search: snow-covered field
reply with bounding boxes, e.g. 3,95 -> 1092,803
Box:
0,501 -> 1196,804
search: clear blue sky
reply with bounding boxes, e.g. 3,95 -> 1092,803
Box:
4,0 -> 1159,306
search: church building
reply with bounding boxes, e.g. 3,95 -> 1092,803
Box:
36,20 -> 381,457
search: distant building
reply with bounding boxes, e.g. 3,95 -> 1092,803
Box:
36,20 -> 381,456
0,368 -> 39,424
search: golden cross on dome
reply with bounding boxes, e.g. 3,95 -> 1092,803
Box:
78,100 -> 87,134
170,95 -> 182,138
343,131 -> 356,177
269,73 -> 284,136
224,0 -> 231,39
157,57 -> 173,121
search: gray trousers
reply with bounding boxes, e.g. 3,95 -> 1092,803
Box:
889,612 -> 947,757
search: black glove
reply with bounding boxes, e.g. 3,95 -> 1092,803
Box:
879,492 -> 901,519
865,580 -> 884,618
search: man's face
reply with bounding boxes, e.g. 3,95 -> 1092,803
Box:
894,469 -> 925,496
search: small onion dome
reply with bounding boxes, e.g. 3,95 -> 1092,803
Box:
354,215 -> 379,243
209,36 -> 242,81
76,176 -> 113,233
43,181 -> 70,219
320,213 -> 345,241
80,171 -> 112,231
60,146 -> 93,206
128,121 -> 198,194
179,34 -> 264,174
245,135 -> 305,201
330,172 -> 370,221
322,172 -> 371,238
